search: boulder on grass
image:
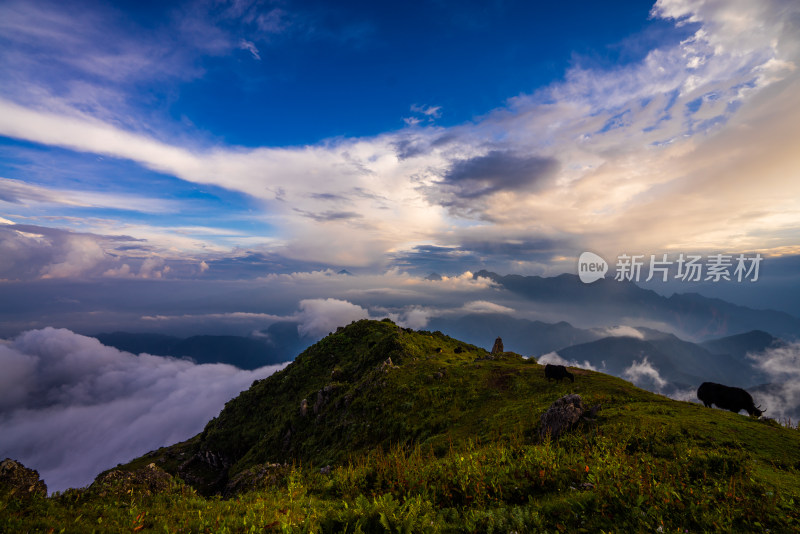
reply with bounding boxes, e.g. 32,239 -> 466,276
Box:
539,394 -> 601,440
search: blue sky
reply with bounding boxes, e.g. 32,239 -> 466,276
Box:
1,0 -> 800,328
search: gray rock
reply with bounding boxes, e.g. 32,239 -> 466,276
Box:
539,394 -> 601,439
0,458 -> 47,498
491,337 -> 504,354
379,357 -> 398,373
224,462 -> 288,497
91,463 -> 174,497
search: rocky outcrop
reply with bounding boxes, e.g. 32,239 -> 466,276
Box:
91,463 -> 175,497
175,449 -> 233,495
224,462 -> 289,497
0,458 -> 47,498
491,337 -> 504,354
379,357 -> 398,372
538,394 -> 601,439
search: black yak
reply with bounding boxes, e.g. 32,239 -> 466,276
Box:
697,382 -> 763,417
545,364 -> 574,383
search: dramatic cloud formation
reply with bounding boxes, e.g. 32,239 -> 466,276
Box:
623,357 -> 668,391
433,151 -> 560,209
748,343 -> 800,421
0,328 -> 287,492
0,0 -> 798,279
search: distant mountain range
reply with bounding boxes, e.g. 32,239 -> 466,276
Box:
427,313 -> 600,356
555,328 -> 781,390
96,321 -> 305,369
429,311 -> 782,389
474,270 -> 800,340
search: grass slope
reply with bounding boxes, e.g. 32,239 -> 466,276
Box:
3,319 -> 800,532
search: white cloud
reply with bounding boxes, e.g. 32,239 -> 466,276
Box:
296,298 -> 370,339
0,177 -> 178,213
142,311 -> 287,323
603,326 -> 645,339
429,271 -> 498,290
409,104 -> 442,122
0,327 -> 287,492
747,342 -> 800,421
138,257 -> 168,279
750,342 -> 800,379
40,235 -> 107,279
389,307 -> 431,330
102,263 -> 132,277
239,39 -> 261,60
622,356 -> 668,390
461,300 -> 515,315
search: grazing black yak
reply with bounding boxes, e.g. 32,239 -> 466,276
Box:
545,364 -> 574,383
697,382 -> 763,417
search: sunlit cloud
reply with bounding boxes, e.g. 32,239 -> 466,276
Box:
0,0 -> 798,275
604,326 -> 645,339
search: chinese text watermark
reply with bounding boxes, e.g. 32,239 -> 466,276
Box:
578,252 -> 763,284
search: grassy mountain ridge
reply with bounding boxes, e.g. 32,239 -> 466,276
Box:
4,319 -> 800,532
124,320 -> 800,496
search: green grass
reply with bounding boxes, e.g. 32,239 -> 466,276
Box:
3,319 -> 800,532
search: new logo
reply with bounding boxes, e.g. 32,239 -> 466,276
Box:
578,252 -> 608,284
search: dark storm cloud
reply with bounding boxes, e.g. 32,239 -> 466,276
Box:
292,208 -> 363,222
392,237 -> 570,276
391,245 -> 483,275
0,327 -> 287,492
442,151 -> 560,199
461,237 -> 567,256
308,192 -> 347,201
392,131 -> 459,160
393,136 -> 431,160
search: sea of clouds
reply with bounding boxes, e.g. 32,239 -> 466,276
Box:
0,327 -> 288,493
